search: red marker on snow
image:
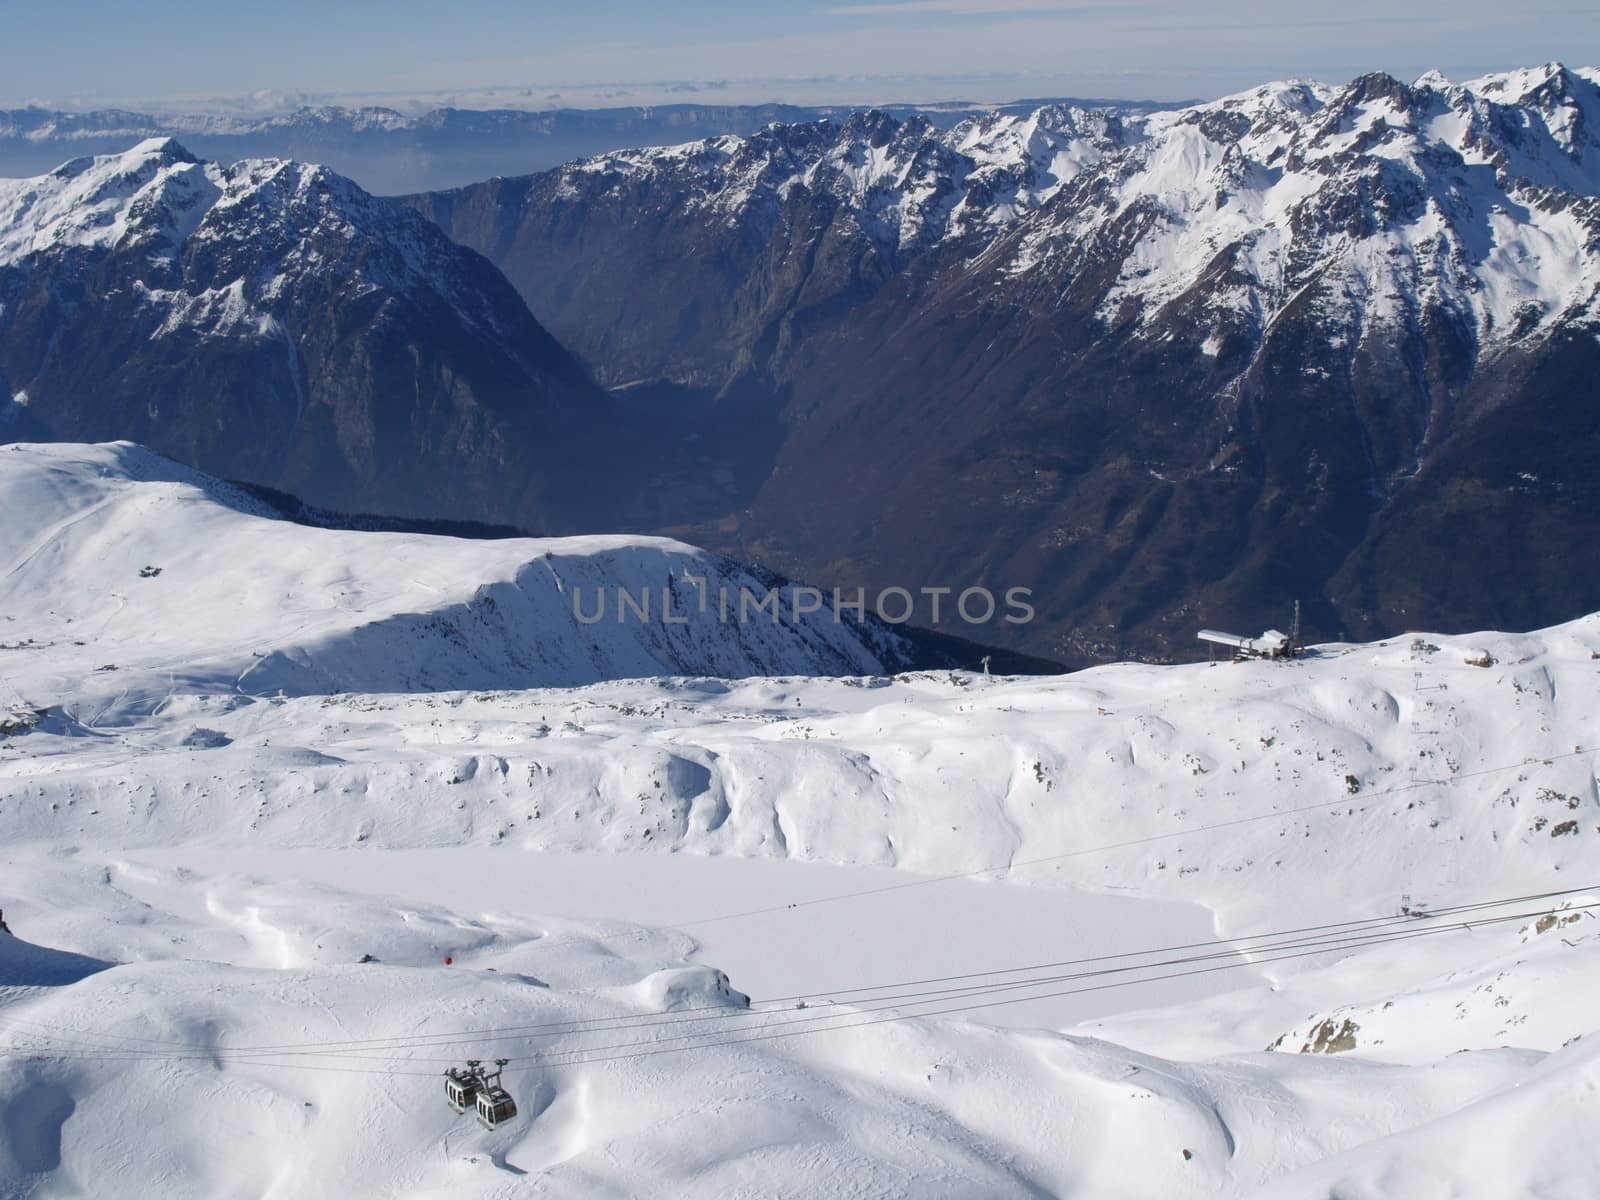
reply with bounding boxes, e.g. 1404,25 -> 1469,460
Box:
444,955 -> 453,965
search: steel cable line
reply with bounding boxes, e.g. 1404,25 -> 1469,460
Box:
460,904 -> 1600,1070
668,748 -> 1600,930
3,885 -> 1585,1061
0,918 -> 1439,1064
33,735 -> 1589,1063
144,885 -> 1600,1059
1,908 -> 1567,1076
109,742 -> 1600,1052
0,917 -> 1472,1070
6,883 -> 1593,1062
486,907 -> 1591,1075
261,742 -> 1596,977
3,753 -> 1592,1070
4,898 -> 1587,1072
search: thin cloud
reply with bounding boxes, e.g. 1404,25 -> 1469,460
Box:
827,1 -> 1120,16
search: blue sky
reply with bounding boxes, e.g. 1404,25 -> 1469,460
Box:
8,0 -> 1599,111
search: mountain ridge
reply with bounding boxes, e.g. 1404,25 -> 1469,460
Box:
411,62 -> 1600,664
0,137 -> 625,533
3,68 -> 1596,665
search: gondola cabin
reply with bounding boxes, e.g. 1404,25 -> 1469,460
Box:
476,1086 -> 517,1130
446,1057 -> 519,1129
444,1067 -> 478,1114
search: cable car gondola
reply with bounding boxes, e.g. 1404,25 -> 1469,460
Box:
476,1084 -> 517,1130
445,1058 -> 519,1129
475,1060 -> 518,1130
444,1061 -> 480,1114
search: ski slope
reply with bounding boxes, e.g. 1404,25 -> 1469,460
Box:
2,443 -> 1599,1196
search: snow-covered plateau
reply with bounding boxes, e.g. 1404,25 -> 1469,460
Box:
3,443 -> 1599,1197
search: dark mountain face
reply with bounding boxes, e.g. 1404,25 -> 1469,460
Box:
0,139 -> 621,533
411,66 -> 1600,664
407,106 -> 1132,390
737,230 -> 1600,666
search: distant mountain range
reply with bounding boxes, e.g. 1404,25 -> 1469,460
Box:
3,66 -> 1598,665
0,98 -> 1178,195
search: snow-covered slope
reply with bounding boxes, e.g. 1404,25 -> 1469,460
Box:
553,103 -> 1133,258
0,137 -> 511,319
3,626 -> 1598,1193
4,862 -> 1583,1200
411,63 -> 1600,670
0,443 -> 898,714
0,97 -> 1173,194
2,441 -> 1598,1193
1000,63 -> 1600,346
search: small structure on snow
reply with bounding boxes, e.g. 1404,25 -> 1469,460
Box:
1198,602 -> 1302,661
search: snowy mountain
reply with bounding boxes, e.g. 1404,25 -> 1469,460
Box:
5,71 -> 1598,664
0,139 -> 631,532
0,103 -> 836,195
415,63 -> 1600,664
2,440 -> 1598,1193
993,65 -> 1600,345
410,103 -> 1136,389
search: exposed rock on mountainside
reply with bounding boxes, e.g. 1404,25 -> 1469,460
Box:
415,65 -> 1600,663
0,139 -> 619,532
5,67 -> 1598,665
410,104 -> 1133,389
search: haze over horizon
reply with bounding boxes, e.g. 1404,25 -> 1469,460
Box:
6,0 -> 1598,114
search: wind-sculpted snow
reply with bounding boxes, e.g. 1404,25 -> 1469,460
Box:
5,854 -> 1565,1200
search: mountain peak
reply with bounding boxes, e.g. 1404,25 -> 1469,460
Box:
124,135 -> 199,165
1341,70 -> 1417,110
839,108 -> 903,146
0,138 -> 619,538
1,137 -> 221,263
1465,61 -> 1589,102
